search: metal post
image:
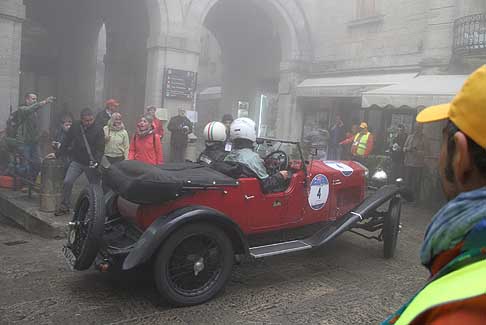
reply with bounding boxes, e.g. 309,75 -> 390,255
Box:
39,159 -> 65,212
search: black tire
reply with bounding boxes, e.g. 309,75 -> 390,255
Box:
68,184 -> 106,270
154,223 -> 234,306
383,197 -> 401,259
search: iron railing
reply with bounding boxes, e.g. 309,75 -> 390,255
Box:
453,13 -> 486,56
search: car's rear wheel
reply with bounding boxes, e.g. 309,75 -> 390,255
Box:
153,223 -> 233,306
383,197 -> 401,259
67,184 -> 105,270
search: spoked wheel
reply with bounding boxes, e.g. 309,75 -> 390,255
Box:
66,184 -> 105,270
383,197 -> 401,259
154,223 -> 233,306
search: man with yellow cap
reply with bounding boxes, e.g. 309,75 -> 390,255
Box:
382,66 -> 486,324
351,122 -> 374,164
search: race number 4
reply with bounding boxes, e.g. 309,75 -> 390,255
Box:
308,174 -> 329,211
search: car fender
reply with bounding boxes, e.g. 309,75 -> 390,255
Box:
357,184 -> 402,218
122,206 -> 248,270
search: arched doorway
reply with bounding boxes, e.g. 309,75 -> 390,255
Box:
19,0 -> 162,132
196,0 -> 282,138
191,0 -> 312,140
100,0 -> 150,130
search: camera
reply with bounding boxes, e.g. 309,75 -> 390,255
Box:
51,141 -> 61,149
88,161 -> 98,169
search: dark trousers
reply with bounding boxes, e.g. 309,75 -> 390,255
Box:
20,144 -> 41,182
61,161 -> 100,208
352,155 -> 369,168
391,161 -> 405,183
405,166 -> 423,201
103,156 -> 124,192
328,146 -> 342,161
170,143 -> 187,163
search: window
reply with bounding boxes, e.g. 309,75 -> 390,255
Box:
356,0 -> 377,19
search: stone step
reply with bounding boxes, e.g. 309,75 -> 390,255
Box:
0,188 -> 68,239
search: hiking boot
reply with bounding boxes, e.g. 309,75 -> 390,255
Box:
54,206 -> 70,216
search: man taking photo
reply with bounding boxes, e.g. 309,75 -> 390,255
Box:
47,108 -> 105,216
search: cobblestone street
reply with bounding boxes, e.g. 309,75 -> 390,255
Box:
0,204 -> 433,325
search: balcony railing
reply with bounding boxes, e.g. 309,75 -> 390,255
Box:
453,13 -> 486,57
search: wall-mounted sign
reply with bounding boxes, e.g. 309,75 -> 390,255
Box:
164,68 -> 197,100
237,101 -> 249,118
155,108 -> 169,121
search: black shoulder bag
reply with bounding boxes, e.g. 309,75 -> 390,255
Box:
80,126 -> 109,170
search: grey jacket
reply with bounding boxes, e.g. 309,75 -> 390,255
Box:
224,148 -> 269,179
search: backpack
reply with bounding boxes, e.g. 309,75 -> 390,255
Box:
5,110 -> 20,138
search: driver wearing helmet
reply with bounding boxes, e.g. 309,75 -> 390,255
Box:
224,118 -> 289,193
198,121 -> 229,165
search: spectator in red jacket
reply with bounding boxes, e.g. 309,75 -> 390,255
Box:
128,114 -> 163,165
146,105 -> 164,139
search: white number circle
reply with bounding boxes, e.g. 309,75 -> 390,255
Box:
308,174 -> 329,211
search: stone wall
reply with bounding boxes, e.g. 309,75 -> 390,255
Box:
0,0 -> 24,128
306,0 -> 428,73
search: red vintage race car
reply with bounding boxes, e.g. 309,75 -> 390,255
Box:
63,138 -> 403,306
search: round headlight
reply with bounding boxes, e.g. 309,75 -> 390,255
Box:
371,169 -> 388,183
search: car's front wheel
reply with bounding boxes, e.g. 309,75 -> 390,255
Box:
383,197 -> 401,259
153,223 -> 234,306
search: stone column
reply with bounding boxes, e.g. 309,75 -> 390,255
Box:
276,61 -> 304,141
145,33 -> 201,114
0,0 -> 24,124
144,31 -> 201,161
421,0 -> 457,73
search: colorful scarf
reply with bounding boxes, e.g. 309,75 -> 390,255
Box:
137,127 -> 154,138
382,187 -> 486,324
420,186 -> 486,268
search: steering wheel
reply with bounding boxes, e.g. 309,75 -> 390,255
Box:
264,150 -> 289,176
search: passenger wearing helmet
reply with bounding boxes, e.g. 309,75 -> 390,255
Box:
198,121 -> 228,165
224,118 -> 289,193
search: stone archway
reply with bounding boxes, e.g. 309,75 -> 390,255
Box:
188,0 -> 312,140
16,0 -> 166,132
187,0 -> 312,63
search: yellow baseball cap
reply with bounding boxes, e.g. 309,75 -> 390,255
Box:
360,122 -> 368,129
416,65 -> 486,149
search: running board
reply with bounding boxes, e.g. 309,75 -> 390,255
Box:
249,213 -> 361,259
250,240 -> 312,258
249,185 -> 401,259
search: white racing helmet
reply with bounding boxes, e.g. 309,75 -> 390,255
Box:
203,121 -> 227,142
230,117 -> 257,142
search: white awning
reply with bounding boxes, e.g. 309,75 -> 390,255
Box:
198,86 -> 222,100
296,73 -> 417,97
362,75 -> 469,108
